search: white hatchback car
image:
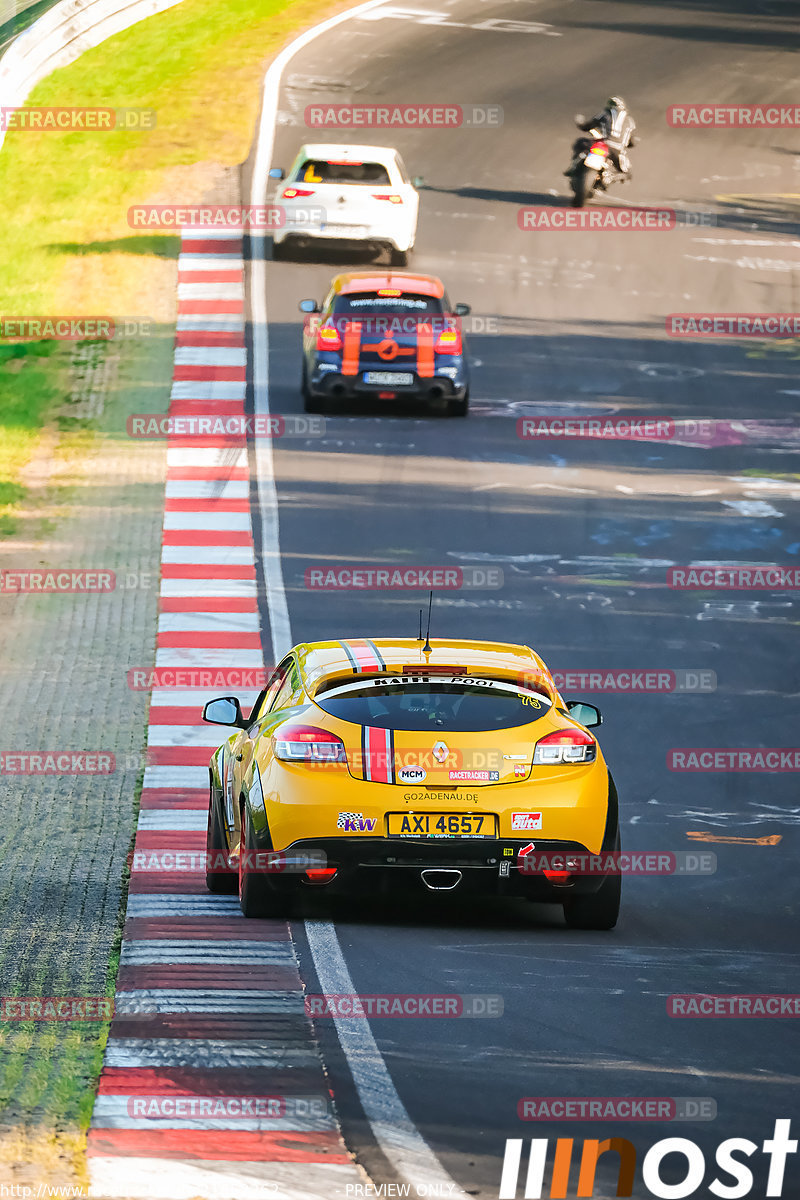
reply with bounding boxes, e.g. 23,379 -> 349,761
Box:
270,143 -> 420,265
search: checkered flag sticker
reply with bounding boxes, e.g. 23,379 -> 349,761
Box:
337,811 -> 361,829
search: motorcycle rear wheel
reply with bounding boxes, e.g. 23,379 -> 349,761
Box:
571,165 -> 597,208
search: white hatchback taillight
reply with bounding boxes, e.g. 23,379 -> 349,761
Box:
273,724 -> 346,763
533,728 -> 596,765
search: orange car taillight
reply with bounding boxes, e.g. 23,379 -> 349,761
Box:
317,324 -> 343,352
435,327 -> 462,354
273,725 -> 347,763
282,187 -> 316,198
372,193 -> 403,203
533,728 -> 596,765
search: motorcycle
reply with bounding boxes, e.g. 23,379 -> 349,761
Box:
565,114 -> 631,208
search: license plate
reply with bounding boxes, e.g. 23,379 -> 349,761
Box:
364,371 -> 414,386
584,153 -> 605,168
323,224 -> 366,235
387,812 -> 496,838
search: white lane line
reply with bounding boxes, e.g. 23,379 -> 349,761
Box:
304,921 -> 470,1197
250,13 -> 469,1192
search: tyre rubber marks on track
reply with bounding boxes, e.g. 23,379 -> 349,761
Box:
88,229 -> 363,1199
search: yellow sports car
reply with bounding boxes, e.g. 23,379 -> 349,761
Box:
203,637 -> 621,928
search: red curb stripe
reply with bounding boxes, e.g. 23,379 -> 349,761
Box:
116,965 -> 300,990
138,790 -> 207,809
86,1128 -> 350,1162
159,565 -> 256,580
175,332 -> 245,349
181,239 -> 243,255
108,1016 -> 309,1041
164,466 -> 249,481
177,300 -> 243,314
98,1067 -> 322,1095
162,530 -> 253,546
172,365 -> 246,382
165,499 -> 250,513
177,270 -> 243,283
158,596 -> 257,611
147,747 -> 215,767
123,918 -> 291,941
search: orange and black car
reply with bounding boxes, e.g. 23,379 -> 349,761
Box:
299,271 -> 471,416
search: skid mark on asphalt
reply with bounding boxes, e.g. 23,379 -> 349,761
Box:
88,230 -> 363,1200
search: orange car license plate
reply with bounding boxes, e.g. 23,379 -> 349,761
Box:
387,812 -> 497,838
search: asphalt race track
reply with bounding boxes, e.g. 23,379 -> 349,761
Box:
243,1 -> 800,1196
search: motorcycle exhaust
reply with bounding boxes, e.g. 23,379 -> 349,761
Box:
421,869 -> 462,891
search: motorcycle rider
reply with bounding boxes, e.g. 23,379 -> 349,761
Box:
573,96 -> 637,179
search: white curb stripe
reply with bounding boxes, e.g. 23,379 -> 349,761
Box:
121,940 -> 294,964
170,379 -> 247,401
154,647 -> 263,667
88,1157 -> 361,1200
160,547 -> 255,566
157,610 -> 260,632
174,346 -> 247,367
137,810 -> 208,830
103,1039 -> 319,1068
165,447 -> 249,468
163,511 -> 253,531
165,479 -> 250,499
114,990 -> 305,1013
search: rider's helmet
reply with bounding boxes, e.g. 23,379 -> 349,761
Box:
607,96 -> 627,112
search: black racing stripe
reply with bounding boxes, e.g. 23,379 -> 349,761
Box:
338,640 -> 360,673
365,639 -> 386,669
